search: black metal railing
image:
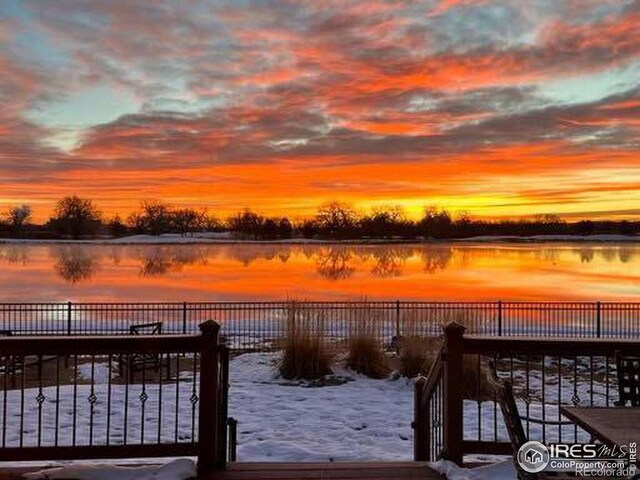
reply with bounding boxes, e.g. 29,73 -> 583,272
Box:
414,323 -> 640,463
0,301 -> 639,351
0,321 -> 231,473
413,346 -> 444,461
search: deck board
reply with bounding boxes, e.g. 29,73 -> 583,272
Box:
206,462 -> 443,479
0,462 -> 444,480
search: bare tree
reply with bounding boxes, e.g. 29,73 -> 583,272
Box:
361,204 -> 408,238
277,217 -> 293,238
371,204 -> 406,224
3,205 -> 32,233
533,213 -> 563,225
128,200 -> 172,235
315,201 -> 357,236
227,209 -> 264,239
108,214 -> 128,237
172,208 -> 200,237
49,196 -> 102,238
418,206 -> 452,238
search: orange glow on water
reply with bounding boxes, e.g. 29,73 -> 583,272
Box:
1,243 -> 638,302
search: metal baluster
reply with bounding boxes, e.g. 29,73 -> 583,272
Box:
106,354 -> 112,445
72,354 -> 78,446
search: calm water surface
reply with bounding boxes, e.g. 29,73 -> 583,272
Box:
0,242 -> 638,302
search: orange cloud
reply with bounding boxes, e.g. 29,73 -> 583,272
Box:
1,0 -> 639,222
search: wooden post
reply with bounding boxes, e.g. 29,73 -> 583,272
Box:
217,347 -> 230,467
442,321 -> 465,465
228,418 -> 238,462
198,320 -> 220,475
413,377 -> 428,461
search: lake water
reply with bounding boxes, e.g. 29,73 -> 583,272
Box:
0,242 -> 638,302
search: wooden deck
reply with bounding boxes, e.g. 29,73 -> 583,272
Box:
204,462 -> 443,479
0,462 -> 443,479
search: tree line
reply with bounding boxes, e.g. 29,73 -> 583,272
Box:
1,197 -> 639,240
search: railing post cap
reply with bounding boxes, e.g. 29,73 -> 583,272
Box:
199,320 -> 220,336
443,321 -> 466,336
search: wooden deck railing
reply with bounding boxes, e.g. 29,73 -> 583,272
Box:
0,320 -> 231,474
414,322 -> 640,464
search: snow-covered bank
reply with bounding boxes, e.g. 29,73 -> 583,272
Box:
457,234 -> 640,243
0,233 -> 340,245
2,233 -> 639,245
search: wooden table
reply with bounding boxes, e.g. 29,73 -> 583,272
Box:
561,407 -> 640,447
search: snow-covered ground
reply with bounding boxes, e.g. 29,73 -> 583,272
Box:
231,354 -> 599,460
229,353 -> 415,461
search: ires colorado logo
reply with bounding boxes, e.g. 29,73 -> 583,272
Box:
518,441 -> 637,477
517,441 -> 550,473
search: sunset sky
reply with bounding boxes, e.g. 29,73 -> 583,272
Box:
1,0 -> 639,222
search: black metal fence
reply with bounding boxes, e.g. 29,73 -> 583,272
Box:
1,301 -> 639,350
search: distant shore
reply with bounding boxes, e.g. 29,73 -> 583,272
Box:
1,233 -> 639,245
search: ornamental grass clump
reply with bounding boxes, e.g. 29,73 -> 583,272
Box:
278,301 -> 334,380
398,308 -> 441,378
398,307 -> 491,400
345,303 -> 390,379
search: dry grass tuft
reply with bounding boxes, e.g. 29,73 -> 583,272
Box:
345,302 -> 390,379
460,354 -> 494,401
396,308 -> 489,401
278,301 -> 334,380
397,308 -> 441,377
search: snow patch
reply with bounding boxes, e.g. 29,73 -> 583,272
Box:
23,458 -> 196,480
430,459 -> 517,480
458,234 -> 640,243
76,362 -> 112,383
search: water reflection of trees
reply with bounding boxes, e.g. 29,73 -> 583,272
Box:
314,246 -> 355,280
222,245 -> 293,266
618,248 -> 634,263
532,248 -> 561,263
572,247 -> 636,264
135,245 -> 210,277
576,248 -> 595,263
312,245 -> 455,279
52,245 -> 99,283
368,246 -> 413,278
0,244 -> 30,264
3,242 -> 638,286
418,246 -> 454,273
